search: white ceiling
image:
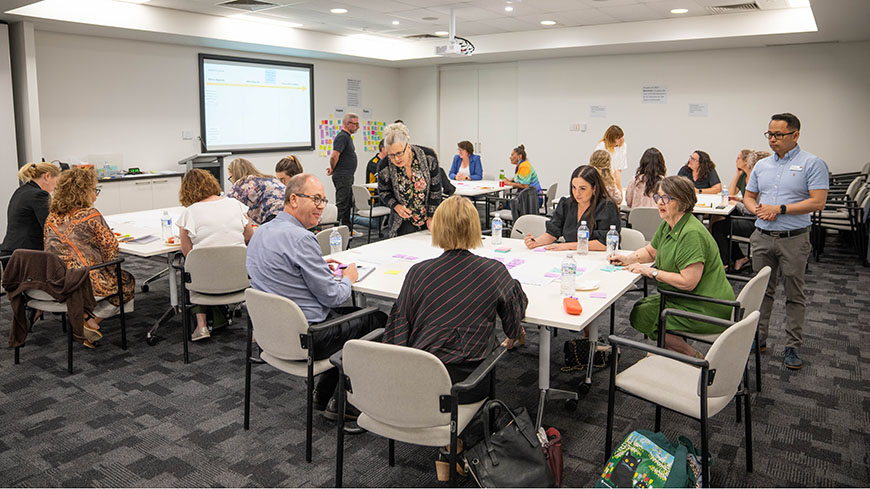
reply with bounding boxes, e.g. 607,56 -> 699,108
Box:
1,0 -> 868,66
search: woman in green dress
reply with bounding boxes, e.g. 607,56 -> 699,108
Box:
609,175 -> 734,357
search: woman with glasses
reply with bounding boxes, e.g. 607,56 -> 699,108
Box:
1,162 -> 60,258
275,155 -> 303,186
177,169 -> 254,341
227,158 -> 286,224
378,122 -> 443,237
524,165 -> 620,251
44,167 -> 135,348
608,176 -> 734,357
448,140 -> 483,181
677,150 -> 722,195
625,147 -> 666,208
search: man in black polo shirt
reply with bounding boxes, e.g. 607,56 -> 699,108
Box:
328,112 -> 359,228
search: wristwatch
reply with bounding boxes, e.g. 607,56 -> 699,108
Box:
651,269 -> 659,280
780,204 -> 787,215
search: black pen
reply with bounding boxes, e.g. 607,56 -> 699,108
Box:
516,229 -> 535,241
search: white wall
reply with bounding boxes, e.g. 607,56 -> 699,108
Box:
397,65 -> 439,151
403,41 -> 870,191
34,31 -> 401,199
0,24 -> 21,239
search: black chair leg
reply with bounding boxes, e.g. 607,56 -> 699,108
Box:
116,265 -> 127,350
305,360 -> 314,463
335,371 -> 347,488
64,314 -> 73,374
654,406 -> 662,432
701,414 -> 710,488
14,346 -> 20,365
388,439 -> 395,467
605,349 -> 618,461
182,303 -> 190,364
754,330 -> 762,392
244,318 -> 253,431
448,430 -> 458,486
744,379 -> 754,473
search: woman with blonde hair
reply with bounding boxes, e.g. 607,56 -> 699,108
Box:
44,167 -> 135,347
589,149 -> 622,203
1,162 -> 60,257
595,125 -> 627,193
275,155 -> 303,186
227,157 -> 286,224
178,169 -> 253,341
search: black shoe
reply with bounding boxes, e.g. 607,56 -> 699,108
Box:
784,347 -> 803,370
751,340 -> 767,353
312,389 -> 331,412
322,397 -> 360,421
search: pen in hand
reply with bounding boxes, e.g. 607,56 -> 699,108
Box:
516,229 -> 535,241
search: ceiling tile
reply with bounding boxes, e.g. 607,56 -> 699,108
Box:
596,3 -> 661,21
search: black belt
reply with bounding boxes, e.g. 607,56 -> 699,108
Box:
758,226 -> 810,238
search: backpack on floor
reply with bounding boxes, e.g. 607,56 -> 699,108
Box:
596,430 -> 707,488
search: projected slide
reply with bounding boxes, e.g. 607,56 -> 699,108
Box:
200,54 -> 314,152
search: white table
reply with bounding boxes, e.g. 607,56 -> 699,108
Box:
619,193 -> 736,217
450,179 -> 507,198
329,233 -> 640,426
105,207 -> 185,344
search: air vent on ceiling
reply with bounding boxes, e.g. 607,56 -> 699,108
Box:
404,34 -> 442,39
705,2 -> 760,14
218,0 -> 278,12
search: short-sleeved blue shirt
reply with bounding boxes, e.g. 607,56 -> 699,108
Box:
746,144 -> 829,231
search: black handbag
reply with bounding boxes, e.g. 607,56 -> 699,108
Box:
463,400 -> 555,488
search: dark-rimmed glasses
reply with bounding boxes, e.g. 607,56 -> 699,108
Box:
294,193 -> 328,207
652,194 -> 673,205
386,144 -> 408,160
764,131 -> 796,140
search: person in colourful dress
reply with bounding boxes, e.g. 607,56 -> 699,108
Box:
227,158 -> 286,224
503,144 -> 541,192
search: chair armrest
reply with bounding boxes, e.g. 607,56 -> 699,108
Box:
328,327 -> 385,370
725,273 -> 750,283
452,347 -> 508,394
659,288 -> 739,309
608,334 -> 708,368
317,220 -> 340,229
309,306 -> 382,335
729,215 -> 757,221
661,308 -> 734,329
88,257 -> 125,271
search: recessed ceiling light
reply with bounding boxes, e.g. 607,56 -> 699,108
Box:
392,20 -> 400,25
330,8 -> 348,14
434,31 -> 449,36
670,8 -> 689,14
505,6 -> 513,12
540,20 -> 556,26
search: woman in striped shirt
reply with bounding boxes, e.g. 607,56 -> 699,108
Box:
383,195 -> 527,403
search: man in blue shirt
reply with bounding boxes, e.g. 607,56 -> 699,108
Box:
247,173 -> 386,417
744,113 -> 829,369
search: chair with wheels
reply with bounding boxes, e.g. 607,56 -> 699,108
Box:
179,245 -> 249,364
352,185 -> 390,244
243,288 -> 381,463
316,225 -> 350,256
605,310 -> 761,488
332,330 -> 508,487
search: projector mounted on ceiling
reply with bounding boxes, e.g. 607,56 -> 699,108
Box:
436,9 -> 474,57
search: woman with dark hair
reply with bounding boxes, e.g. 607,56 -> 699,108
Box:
524,165 -> 620,251
625,148 -> 667,208
609,176 -> 734,357
677,150 -> 721,194
275,155 -> 303,186
177,169 -> 254,341
503,144 -> 541,192
448,140 -> 483,181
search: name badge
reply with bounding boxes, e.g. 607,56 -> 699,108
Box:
789,165 -> 804,171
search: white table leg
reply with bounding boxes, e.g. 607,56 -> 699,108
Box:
535,326 -> 578,430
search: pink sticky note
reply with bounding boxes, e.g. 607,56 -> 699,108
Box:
577,267 -> 587,272
590,292 -> 607,299
544,272 -> 560,278
533,248 -> 547,252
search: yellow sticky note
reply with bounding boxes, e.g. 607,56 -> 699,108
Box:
385,270 -> 402,275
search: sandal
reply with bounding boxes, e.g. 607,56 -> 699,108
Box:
435,440 -> 466,481
82,321 -> 103,343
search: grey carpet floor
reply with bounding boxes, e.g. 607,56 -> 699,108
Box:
0,232 -> 867,487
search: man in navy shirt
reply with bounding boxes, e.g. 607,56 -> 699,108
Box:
744,113 -> 829,369
328,113 -> 359,229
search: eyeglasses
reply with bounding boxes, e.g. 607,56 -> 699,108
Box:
294,193 -> 328,207
386,144 -> 408,161
94,187 -> 102,196
688,155 -> 699,162
652,194 -> 673,205
764,131 -> 796,140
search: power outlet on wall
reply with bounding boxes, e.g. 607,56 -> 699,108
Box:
568,123 -> 581,132
182,130 -> 194,140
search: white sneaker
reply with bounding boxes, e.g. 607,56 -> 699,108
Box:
191,326 -> 211,341
351,231 -> 364,238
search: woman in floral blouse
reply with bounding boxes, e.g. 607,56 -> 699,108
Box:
227,158 -> 286,224
378,123 -> 443,237
44,167 -> 135,347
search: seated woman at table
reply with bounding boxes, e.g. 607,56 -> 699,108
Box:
448,140 -> 482,181
677,150 -> 722,195
503,144 -> 542,192
274,155 -> 303,186
711,149 -> 770,272
1,162 -> 60,259
608,176 -> 735,357
525,165 -> 620,251
625,147 -> 666,208
378,122 -> 443,237
178,169 -> 254,341
227,158 -> 286,224
44,167 -> 135,347
588,149 -> 622,203
384,195 -> 527,403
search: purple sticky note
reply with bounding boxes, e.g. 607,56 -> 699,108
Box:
544,272 -> 560,278
590,292 -> 607,299
533,248 -> 547,252
577,267 -> 587,272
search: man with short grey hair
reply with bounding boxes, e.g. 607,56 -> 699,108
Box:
328,112 -> 359,229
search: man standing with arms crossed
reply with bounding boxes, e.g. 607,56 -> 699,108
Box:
744,113 -> 828,369
328,112 -> 359,230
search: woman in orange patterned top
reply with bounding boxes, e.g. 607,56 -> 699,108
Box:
44,167 -> 134,346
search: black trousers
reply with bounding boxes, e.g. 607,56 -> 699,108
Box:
311,306 -> 388,396
446,361 -> 492,404
396,219 -> 426,236
332,175 -> 354,228
712,217 -> 755,264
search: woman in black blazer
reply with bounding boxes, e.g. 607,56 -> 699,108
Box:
1,162 -> 60,258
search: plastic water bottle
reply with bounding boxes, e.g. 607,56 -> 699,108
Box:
499,169 -> 505,187
721,188 -> 729,206
560,254 -> 577,296
161,211 -> 172,241
606,225 -> 619,257
491,215 -> 503,245
576,220 -> 589,255
329,227 -> 342,255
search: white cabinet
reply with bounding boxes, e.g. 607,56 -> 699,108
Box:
96,182 -> 122,215
120,179 -> 155,213
97,175 -> 182,215
150,178 -> 181,208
